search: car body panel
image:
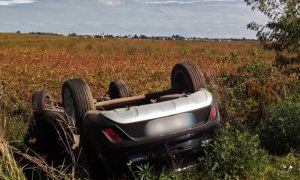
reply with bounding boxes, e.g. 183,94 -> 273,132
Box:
41,89 -> 221,176
101,90 -> 212,124
79,90 -> 220,175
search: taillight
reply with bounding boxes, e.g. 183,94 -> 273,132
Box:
210,104 -> 216,120
103,128 -> 122,142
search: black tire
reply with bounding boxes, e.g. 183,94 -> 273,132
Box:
171,61 -> 206,93
41,110 -> 61,142
32,90 -> 54,119
109,79 -> 130,99
42,110 -> 78,148
42,110 -> 68,129
62,78 -> 95,130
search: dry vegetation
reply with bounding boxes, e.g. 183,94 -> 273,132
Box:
0,33 -> 273,102
1,33 -> 300,179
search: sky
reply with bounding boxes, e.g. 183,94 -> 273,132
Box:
0,0 -> 268,38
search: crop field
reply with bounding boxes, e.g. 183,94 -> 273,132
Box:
1,33 -> 300,179
0,33 -> 272,101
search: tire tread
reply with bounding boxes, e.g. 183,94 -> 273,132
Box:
109,79 -> 130,99
62,78 -> 95,129
171,61 -> 206,93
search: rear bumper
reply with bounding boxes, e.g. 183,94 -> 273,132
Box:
81,119 -> 220,174
128,134 -> 213,165
96,134 -> 215,174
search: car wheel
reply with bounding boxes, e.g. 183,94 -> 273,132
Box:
41,110 -> 61,143
32,89 -> 54,119
109,79 -> 130,99
62,78 -> 95,131
171,61 -> 206,93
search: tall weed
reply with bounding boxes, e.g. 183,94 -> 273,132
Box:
260,102 -> 300,155
198,125 -> 268,179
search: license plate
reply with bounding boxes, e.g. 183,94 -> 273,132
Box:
144,113 -> 197,137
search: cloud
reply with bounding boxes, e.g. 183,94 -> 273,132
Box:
0,0 -> 267,38
146,0 -> 236,5
98,0 -> 120,5
0,0 -> 34,6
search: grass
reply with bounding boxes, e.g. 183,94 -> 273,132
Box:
0,33 -> 300,179
0,137 -> 26,180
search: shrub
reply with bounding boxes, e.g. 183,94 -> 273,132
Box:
260,102 -> 300,155
198,125 -> 268,179
246,0 -> 300,69
216,50 -> 243,64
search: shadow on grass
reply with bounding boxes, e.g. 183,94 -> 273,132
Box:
22,114 -> 88,180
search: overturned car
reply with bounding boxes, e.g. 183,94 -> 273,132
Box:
32,61 -> 221,179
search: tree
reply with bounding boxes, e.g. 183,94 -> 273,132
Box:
245,0 -> 300,69
69,32 -> 77,37
140,34 -> 148,39
16,31 -> 21,34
